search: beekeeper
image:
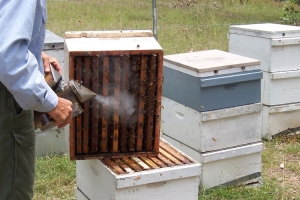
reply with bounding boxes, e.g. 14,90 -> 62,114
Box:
0,1 -> 72,199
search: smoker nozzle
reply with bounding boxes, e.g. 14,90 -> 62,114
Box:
34,79 -> 96,131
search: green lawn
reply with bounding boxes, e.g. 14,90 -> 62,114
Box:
34,0 -> 300,199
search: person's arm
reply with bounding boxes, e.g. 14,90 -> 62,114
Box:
0,1 -> 57,112
41,52 -> 72,128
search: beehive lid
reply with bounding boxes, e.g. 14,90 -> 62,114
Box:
229,23 -> 300,39
163,49 -> 260,73
101,139 -> 198,175
44,30 -> 64,50
64,30 -> 162,52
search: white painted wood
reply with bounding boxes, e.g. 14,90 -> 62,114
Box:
201,103 -> 262,121
75,187 -> 89,200
229,23 -> 300,39
262,70 -> 300,105
164,60 -> 260,78
229,24 -> 300,72
269,102 -> 300,113
161,134 -> 262,189
271,70 -> 300,79
161,97 -> 262,152
64,33 -> 162,52
76,157 -> 201,200
201,151 -> 261,189
199,143 -> 263,163
163,50 -> 260,75
271,37 -> 300,46
114,177 -> 199,200
115,164 -> 200,189
262,103 -> 300,139
63,44 -> 70,82
35,128 -> 68,157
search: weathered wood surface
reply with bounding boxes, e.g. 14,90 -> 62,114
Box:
102,140 -> 194,175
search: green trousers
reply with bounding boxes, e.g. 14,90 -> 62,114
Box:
0,82 -> 35,200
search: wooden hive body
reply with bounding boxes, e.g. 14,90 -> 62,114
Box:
64,30 -> 163,160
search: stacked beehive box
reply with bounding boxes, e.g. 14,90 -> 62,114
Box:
161,50 -> 263,188
35,30 -> 67,157
75,139 -> 201,200
64,30 -> 201,199
228,23 -> 300,139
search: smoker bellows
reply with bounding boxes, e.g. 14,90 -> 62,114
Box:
64,30 -> 163,160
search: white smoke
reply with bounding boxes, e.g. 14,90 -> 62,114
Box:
95,92 -> 136,118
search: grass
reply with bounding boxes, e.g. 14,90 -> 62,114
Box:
34,0 -> 300,199
46,0 -> 286,54
33,134 -> 300,200
199,134 -> 300,200
34,155 -> 76,200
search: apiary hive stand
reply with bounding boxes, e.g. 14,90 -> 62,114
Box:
64,30 -> 163,160
163,50 -> 262,112
161,134 -> 262,189
35,30 -> 67,157
76,139 -> 201,200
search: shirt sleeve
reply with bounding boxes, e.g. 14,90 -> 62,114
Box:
0,0 -> 58,112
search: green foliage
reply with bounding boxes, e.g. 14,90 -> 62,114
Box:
281,0 -> 300,24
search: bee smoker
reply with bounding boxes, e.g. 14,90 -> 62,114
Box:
34,65 -> 97,131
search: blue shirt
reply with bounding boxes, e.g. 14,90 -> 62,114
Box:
0,0 -> 58,112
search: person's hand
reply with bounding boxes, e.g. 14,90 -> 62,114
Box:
47,97 -> 73,129
42,51 -> 63,75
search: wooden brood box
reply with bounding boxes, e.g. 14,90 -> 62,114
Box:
64,30 -> 163,160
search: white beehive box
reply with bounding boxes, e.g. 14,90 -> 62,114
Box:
262,70 -> 300,106
75,187 -> 88,200
35,129 -> 68,157
161,134 -> 262,189
35,30 -> 67,157
262,103 -> 300,139
228,23 -> 300,72
161,97 -> 262,152
76,140 -> 201,200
